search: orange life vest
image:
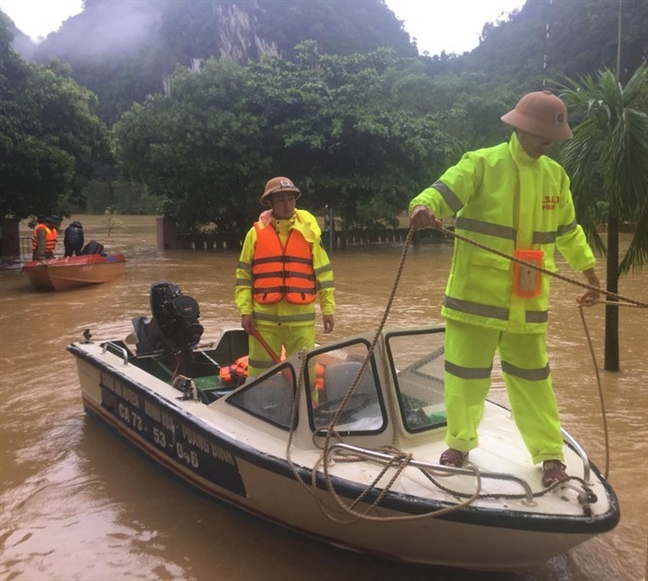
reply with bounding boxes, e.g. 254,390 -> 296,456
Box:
219,355 -> 325,396
219,356 -> 249,386
32,224 -> 57,252
251,224 -> 316,305
314,363 -> 325,392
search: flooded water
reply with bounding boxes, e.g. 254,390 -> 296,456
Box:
1,215 -> 646,581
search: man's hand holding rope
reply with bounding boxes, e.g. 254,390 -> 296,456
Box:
410,205 -> 443,231
577,268 -> 601,307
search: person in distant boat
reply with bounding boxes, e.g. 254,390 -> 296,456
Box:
64,221 -> 85,257
408,91 -> 600,488
235,176 -> 336,378
32,215 -> 60,260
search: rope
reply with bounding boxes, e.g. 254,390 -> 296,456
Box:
578,306 -> 610,480
285,224 -> 645,524
437,225 -> 648,308
436,222 -> 648,484
279,227 -> 484,524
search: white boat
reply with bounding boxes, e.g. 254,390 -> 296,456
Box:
67,282 -> 619,572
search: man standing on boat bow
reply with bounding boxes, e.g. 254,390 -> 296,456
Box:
236,176 -> 336,377
409,91 -> 600,487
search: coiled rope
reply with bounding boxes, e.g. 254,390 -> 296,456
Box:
285,224 -> 646,523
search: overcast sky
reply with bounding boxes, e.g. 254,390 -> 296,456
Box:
1,0 -> 525,56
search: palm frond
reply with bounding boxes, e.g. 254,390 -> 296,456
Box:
557,64 -> 648,275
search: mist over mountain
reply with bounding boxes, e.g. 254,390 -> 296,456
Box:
6,0 -> 418,124
4,0 -> 647,126
3,13 -> 36,59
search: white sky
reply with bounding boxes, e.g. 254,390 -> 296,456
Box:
1,0 -> 525,55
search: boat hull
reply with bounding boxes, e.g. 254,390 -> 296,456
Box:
23,254 -> 126,291
69,341 -> 619,571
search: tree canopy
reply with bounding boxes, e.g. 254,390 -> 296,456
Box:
0,14 -> 110,222
113,44 -> 459,237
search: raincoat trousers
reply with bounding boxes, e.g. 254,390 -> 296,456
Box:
409,132 -> 596,464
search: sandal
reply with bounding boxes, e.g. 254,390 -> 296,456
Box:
542,460 -> 568,487
439,448 -> 468,468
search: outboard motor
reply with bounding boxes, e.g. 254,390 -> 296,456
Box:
132,281 -> 204,354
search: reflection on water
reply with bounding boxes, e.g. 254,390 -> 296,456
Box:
1,216 -> 646,581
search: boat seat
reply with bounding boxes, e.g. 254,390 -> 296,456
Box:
322,361 -> 376,402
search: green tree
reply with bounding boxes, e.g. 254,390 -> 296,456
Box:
559,64 -> 648,371
0,14 -> 109,223
112,58 -> 270,236
250,44 -> 452,236
112,46 -> 453,241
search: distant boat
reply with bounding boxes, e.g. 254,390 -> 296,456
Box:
66,281 -> 620,571
23,254 -> 126,291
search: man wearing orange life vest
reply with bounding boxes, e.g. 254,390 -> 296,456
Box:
409,91 -> 600,488
32,215 -> 61,260
235,177 -> 336,377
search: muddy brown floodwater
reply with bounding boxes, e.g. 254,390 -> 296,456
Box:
1,215 -> 646,581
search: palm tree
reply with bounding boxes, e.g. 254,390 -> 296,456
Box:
559,64 -> 648,371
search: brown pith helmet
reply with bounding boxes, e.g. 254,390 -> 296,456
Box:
260,176 -> 301,206
501,90 -> 573,140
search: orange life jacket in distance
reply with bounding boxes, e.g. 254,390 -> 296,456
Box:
219,356 -> 249,386
251,224 -> 316,305
32,224 -> 57,252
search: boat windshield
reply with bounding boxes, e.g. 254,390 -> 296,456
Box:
385,327 -> 447,433
227,364 -> 297,430
225,338 -> 386,435
306,339 -> 387,436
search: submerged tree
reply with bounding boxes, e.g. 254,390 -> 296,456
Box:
559,64 -> 648,371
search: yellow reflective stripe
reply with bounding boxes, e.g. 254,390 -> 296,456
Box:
315,264 -> 333,275
236,279 -> 252,287
557,220 -> 577,236
532,231 -> 557,244
456,217 -> 516,241
317,280 -> 335,290
444,296 -> 509,321
526,310 -> 548,323
238,261 -> 251,271
253,312 -> 316,323
501,361 -> 550,381
433,180 -> 463,213
445,360 -> 492,380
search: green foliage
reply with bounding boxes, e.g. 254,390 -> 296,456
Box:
457,0 -> 647,89
103,206 -> 123,237
251,45 -> 454,230
113,58 -> 270,234
0,15 -> 109,222
75,178 -> 162,214
559,64 -> 648,275
6,0 -> 646,242
111,45 -> 456,236
80,179 -> 111,214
